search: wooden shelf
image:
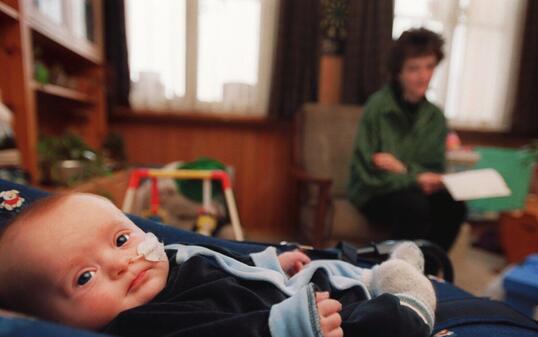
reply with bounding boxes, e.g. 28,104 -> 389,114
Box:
27,9 -> 101,64
33,82 -> 93,104
0,2 -> 18,21
0,0 -> 105,184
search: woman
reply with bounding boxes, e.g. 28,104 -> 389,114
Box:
348,28 -> 466,251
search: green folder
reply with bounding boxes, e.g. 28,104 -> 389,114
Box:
467,147 -> 535,212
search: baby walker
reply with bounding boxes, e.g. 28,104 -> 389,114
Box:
122,168 -> 244,241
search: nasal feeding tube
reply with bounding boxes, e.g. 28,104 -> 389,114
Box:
132,232 -> 167,262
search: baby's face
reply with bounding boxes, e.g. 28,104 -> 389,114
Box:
7,194 -> 169,329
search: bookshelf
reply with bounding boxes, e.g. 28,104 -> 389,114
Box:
0,0 -> 106,184
33,82 -> 94,104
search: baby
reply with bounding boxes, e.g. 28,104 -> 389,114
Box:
0,193 -> 436,337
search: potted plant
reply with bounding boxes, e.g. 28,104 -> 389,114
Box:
37,132 -> 109,186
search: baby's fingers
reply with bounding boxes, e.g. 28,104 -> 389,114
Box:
293,261 -> 305,274
315,291 -> 330,302
316,296 -> 343,337
324,327 -> 344,337
321,312 -> 342,330
317,298 -> 342,316
319,307 -> 343,337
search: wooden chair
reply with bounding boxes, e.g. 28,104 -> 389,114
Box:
292,103 -> 389,248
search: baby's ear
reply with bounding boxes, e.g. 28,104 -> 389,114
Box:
389,241 -> 424,273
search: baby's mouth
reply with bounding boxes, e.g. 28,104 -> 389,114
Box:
128,268 -> 150,292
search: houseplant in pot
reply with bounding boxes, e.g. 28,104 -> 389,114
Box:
38,132 -> 109,186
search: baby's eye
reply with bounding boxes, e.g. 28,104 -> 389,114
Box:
77,271 -> 95,286
116,233 -> 130,247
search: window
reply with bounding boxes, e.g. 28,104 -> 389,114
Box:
33,0 -> 96,42
394,0 -> 527,131
125,0 -> 280,116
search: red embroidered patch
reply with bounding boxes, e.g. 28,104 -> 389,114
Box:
0,190 -> 25,211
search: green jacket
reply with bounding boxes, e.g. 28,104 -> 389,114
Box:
348,85 -> 447,207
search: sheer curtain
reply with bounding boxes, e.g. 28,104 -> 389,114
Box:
394,0 -> 527,131
125,0 -> 280,115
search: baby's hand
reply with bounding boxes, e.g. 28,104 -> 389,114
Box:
316,292 -> 343,337
277,250 -> 311,276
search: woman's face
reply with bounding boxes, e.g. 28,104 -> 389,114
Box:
399,54 -> 438,103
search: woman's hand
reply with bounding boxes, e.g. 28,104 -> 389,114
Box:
316,292 -> 343,337
277,250 -> 311,276
417,172 -> 444,194
372,153 -> 407,173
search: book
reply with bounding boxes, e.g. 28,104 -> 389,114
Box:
442,168 -> 511,201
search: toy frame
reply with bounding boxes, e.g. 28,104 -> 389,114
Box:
122,168 -> 244,240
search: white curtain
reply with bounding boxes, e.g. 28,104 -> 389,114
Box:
125,0 -> 280,116
394,0 -> 527,131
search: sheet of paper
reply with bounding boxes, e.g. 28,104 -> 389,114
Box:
442,168 -> 511,201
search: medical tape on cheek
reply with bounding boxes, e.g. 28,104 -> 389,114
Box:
136,232 -> 167,262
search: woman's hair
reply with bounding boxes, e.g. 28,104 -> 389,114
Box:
387,28 -> 445,83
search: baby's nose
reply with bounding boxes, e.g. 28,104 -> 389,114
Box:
108,253 -> 135,278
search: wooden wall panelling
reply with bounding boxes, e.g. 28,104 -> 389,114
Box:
111,119 -> 294,239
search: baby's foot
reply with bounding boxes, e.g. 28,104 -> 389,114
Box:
390,241 -> 424,273
371,254 -> 436,332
